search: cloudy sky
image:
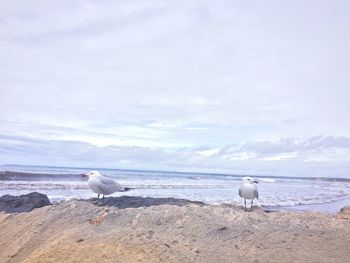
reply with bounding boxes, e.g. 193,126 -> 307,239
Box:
1,0 -> 350,177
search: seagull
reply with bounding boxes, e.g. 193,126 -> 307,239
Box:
238,176 -> 259,211
83,170 -> 132,199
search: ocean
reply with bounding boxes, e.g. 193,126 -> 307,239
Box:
1,164 -> 349,213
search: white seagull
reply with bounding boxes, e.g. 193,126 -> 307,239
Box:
238,176 -> 259,211
83,170 -> 132,199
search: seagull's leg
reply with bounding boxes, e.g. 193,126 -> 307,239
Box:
250,199 -> 253,211
97,194 -> 100,199
244,199 -> 247,211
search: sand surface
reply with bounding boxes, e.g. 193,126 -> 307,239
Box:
0,196 -> 349,263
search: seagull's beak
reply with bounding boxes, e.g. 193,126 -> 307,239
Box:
81,173 -> 88,178
253,180 -> 258,184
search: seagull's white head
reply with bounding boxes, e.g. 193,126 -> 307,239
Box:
242,176 -> 258,184
84,170 -> 101,178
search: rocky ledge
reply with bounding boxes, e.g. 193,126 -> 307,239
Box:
0,194 -> 349,263
0,192 -> 51,213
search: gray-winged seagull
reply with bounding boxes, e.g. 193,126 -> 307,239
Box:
83,170 -> 132,199
238,176 -> 259,211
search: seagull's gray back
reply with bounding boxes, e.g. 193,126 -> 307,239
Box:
99,176 -> 124,194
88,175 -> 125,195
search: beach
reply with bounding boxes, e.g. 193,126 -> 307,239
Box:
0,194 -> 350,263
2,165 -> 350,213
2,1 -> 350,262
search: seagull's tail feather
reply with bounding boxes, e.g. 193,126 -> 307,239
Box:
123,187 -> 134,192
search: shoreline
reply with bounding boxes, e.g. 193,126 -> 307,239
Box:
262,196 -> 350,214
2,169 -> 350,214
2,190 -> 350,214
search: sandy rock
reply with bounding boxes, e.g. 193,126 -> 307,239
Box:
0,195 -> 349,263
337,205 -> 350,220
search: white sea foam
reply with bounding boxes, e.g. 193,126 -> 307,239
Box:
258,178 -> 276,183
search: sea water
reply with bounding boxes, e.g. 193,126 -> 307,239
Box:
1,164 -> 349,213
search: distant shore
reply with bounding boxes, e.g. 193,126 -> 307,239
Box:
0,193 -> 350,262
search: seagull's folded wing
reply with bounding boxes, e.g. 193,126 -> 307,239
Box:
98,176 -> 124,193
254,189 -> 259,199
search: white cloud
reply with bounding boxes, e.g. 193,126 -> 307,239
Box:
0,1 -> 349,176
0,134 -> 349,177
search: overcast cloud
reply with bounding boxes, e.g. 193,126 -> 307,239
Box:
0,1 -> 349,176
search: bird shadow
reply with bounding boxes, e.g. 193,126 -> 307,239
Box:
86,195 -> 206,209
